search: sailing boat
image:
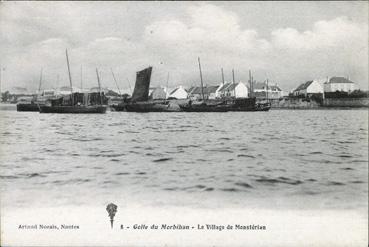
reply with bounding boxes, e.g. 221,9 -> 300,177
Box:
39,50 -> 107,114
111,66 -> 180,112
179,58 -> 229,112
16,68 -> 46,112
227,71 -> 270,111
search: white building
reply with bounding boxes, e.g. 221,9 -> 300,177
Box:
8,87 -> 31,95
188,85 -> 219,100
150,87 -> 167,99
217,82 -> 249,98
168,86 -> 188,99
324,77 -> 356,93
293,80 -> 324,96
253,82 -> 285,99
57,86 -> 84,95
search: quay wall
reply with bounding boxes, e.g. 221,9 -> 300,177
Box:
270,98 -> 321,109
322,98 -> 369,107
270,97 -> 369,109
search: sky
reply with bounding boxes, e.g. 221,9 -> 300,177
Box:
0,1 -> 368,93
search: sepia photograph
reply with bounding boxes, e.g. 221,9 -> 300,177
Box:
0,1 -> 368,246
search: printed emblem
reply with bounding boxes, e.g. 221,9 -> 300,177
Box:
106,203 -> 118,228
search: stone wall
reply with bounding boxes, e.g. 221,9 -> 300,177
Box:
323,98 -> 369,107
270,98 -> 321,109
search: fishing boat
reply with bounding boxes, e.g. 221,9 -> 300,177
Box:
124,100 -> 179,112
16,96 -> 40,111
40,91 -> 107,114
178,99 -> 229,112
17,69 -> 46,112
111,67 -> 181,112
39,50 -> 107,114
254,101 -> 271,111
180,63 -> 271,112
40,104 -> 107,114
226,98 -> 271,112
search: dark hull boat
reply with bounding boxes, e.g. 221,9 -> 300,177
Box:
110,104 -> 126,111
179,98 -> 271,112
40,105 -> 106,114
179,101 -> 229,112
111,67 -> 153,112
40,92 -> 108,114
112,67 -> 181,112
125,100 -> 178,112
40,50 -> 107,114
17,103 -> 41,112
227,98 -> 271,112
111,100 -> 181,112
254,102 -> 271,111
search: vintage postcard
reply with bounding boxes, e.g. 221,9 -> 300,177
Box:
0,1 -> 368,246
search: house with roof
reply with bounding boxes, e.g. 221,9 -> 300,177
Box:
8,87 -> 31,95
168,86 -> 188,99
293,80 -> 324,97
90,87 -> 120,96
217,82 -> 248,98
254,82 -> 285,99
188,85 -> 220,100
57,86 -> 84,95
324,77 -> 356,93
149,87 -> 167,100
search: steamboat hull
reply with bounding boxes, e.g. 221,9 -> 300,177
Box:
110,104 -> 126,112
16,103 -> 41,112
125,101 -> 180,112
229,104 -> 271,112
179,104 -> 229,112
39,105 -> 107,114
227,98 -> 271,112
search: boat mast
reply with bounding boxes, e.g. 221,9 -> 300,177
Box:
96,68 -> 103,105
252,75 -> 254,98
166,72 -> 170,100
110,68 -> 122,96
221,68 -> 225,86
232,69 -> 236,99
38,68 -> 43,94
55,74 -> 60,88
266,78 -> 269,102
80,65 -> 83,90
65,49 -> 74,105
125,77 -> 133,95
198,57 -> 205,100
0,64 -> 2,98
248,69 -> 252,98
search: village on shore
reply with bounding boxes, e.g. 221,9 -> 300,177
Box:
1,72 -> 368,109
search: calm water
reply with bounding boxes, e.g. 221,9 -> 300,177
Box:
0,108 -> 368,211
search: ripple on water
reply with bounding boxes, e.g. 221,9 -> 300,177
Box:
327,181 -> 345,186
52,178 -> 91,185
0,175 -> 20,179
115,172 -> 130,176
220,188 -> 240,192
255,176 -> 303,186
341,167 -> 354,171
234,182 -> 253,188
237,154 -> 256,158
153,158 -> 173,162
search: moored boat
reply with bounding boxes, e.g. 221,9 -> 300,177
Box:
17,102 -> 41,112
39,49 -> 107,114
112,67 -> 181,112
227,98 -> 271,112
179,100 -> 229,112
40,104 -> 106,114
17,69 -> 46,112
